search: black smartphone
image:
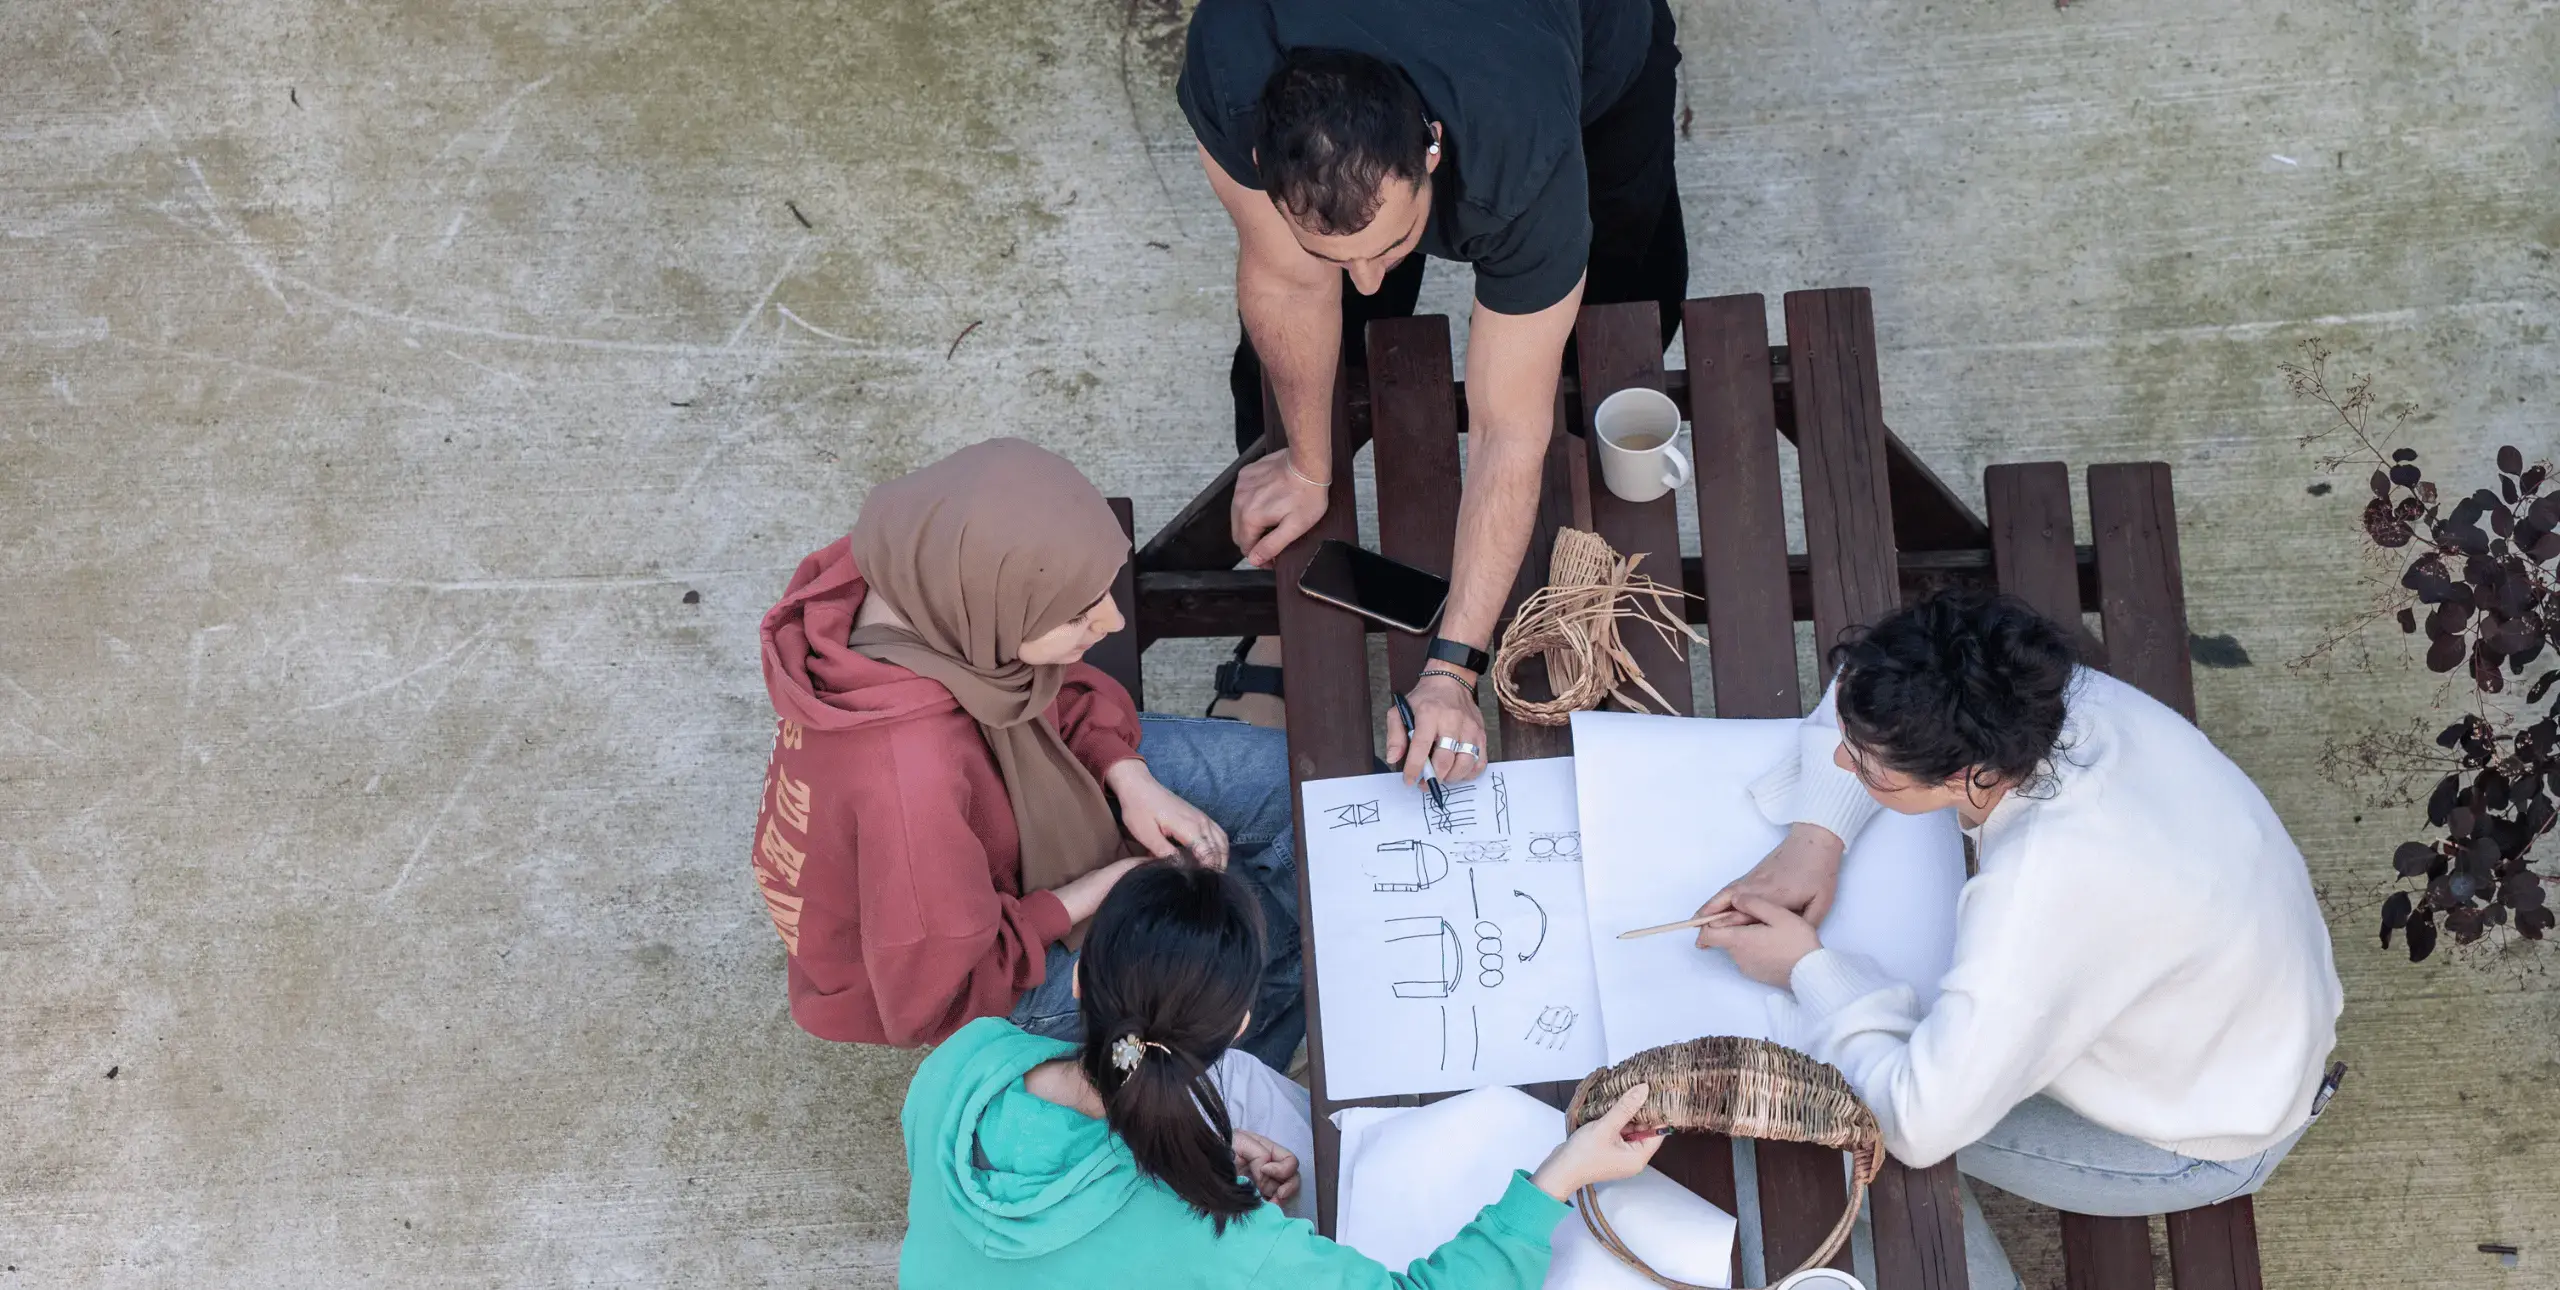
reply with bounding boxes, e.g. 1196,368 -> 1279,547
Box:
1295,539 -> 1450,635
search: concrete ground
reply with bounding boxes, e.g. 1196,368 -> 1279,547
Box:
2,0 -> 2553,1285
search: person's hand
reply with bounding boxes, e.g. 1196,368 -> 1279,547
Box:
1531,1083 -> 1668,1201
1053,855 -> 1147,926
1385,671 -> 1488,786
1231,1129 -> 1301,1206
1232,452 -> 1331,569
1104,761 -> 1230,869
1695,894 -> 1823,987
1691,823 -> 1845,942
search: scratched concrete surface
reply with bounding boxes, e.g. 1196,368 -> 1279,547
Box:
1,0 -> 2553,1286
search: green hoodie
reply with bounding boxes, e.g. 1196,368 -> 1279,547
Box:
899,1018 -> 1571,1288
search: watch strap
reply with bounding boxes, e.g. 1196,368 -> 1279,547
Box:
1426,636 -> 1490,675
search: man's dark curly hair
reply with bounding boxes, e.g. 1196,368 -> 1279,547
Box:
1252,47 -> 1433,236
1830,590 -> 2079,791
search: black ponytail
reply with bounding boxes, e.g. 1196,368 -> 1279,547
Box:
1076,861 -> 1268,1232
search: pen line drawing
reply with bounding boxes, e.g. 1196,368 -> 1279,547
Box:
1452,839 -> 1511,864
1513,888 -> 1548,962
1474,919 -> 1506,989
1437,1003 -> 1482,1071
1490,771 -> 1510,834
1422,780 -> 1479,835
1468,867 -> 1482,920
1387,916 -> 1463,998
1326,800 -> 1381,829
1525,1005 -> 1578,1050
1527,830 -> 1582,861
1367,839 -> 1448,892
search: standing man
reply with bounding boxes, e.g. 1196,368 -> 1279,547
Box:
1178,0 -> 1688,782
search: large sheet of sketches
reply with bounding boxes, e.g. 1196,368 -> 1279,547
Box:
1570,711 -> 1965,1064
1299,756 -> 1605,1100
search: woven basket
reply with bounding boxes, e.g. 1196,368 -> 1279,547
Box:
1565,1037 -> 1885,1289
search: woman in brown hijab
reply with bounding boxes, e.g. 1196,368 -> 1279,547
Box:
752,439 -> 1303,1067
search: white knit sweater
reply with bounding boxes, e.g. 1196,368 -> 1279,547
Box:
1753,668 -> 2342,1167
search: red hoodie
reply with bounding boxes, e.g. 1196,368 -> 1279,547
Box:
751,538 -> 1144,1046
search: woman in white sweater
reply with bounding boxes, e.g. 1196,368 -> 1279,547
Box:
1691,592 -> 2343,1289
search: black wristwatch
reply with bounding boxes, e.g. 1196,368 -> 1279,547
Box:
1426,636 -> 1490,675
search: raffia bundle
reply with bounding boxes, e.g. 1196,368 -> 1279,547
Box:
1565,1037 -> 1886,1288
1489,527 -> 1702,726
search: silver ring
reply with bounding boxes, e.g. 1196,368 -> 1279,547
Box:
1436,737 -> 1484,759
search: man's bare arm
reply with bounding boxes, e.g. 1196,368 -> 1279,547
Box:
1444,275 -> 1586,652
1201,147 -> 1340,498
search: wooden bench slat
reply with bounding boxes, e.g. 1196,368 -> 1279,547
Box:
2061,1213 -> 2156,1290
1496,420 -> 1583,763
1266,370 -> 1376,1238
1091,498 -> 1145,708
1684,293 -> 1801,720
1984,463 -> 2082,629
1575,301 -> 1695,718
2166,1199 -> 2263,1290
2087,462 -> 2196,720
1870,1156 -> 1968,1290
1367,317 -> 1467,692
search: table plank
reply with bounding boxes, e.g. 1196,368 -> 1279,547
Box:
1683,293 -> 1800,720
2061,1213 -> 2157,1290
1575,301 -> 1694,718
1367,317 -> 1464,693
1785,287 -> 1902,659
1089,498 -> 1144,708
1496,415 -> 1581,763
2166,1199 -> 2263,1290
2087,463 -> 2197,720
1268,369 -> 1375,1238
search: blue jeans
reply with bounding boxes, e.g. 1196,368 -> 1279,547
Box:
1009,715 -> 1304,1070
1948,1095 -> 2320,1290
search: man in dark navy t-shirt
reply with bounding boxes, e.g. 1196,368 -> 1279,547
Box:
1178,0 -> 1686,786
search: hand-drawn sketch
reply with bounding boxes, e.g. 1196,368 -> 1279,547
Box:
1327,800 -> 1381,829
1473,920 -> 1507,989
1366,839 -> 1447,892
1451,839 -> 1511,864
1491,772 -> 1511,834
1512,889 -> 1547,962
1423,781 -> 1479,835
1527,830 -> 1582,861
1387,916 -> 1463,998
1439,1004 -> 1481,1070
1524,1005 -> 1578,1050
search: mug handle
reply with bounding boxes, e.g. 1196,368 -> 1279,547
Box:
1659,444 -> 1691,492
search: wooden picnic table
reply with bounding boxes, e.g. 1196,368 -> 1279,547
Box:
1099,286 -> 2262,1290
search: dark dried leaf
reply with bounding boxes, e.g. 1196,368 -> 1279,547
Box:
2380,890 -> 2413,946
2363,499 -> 2413,547
2435,718 -> 2469,748
2420,481 -> 2440,505
2447,906 -> 2486,943
2480,767 -> 2511,810
2509,877 -> 2548,912
2450,497 -> 2486,528
2464,835 -> 2501,881
2527,465 -> 2550,494
2399,606 -> 2418,634
2429,603 -> 2471,638
2391,463 -> 2422,487
2533,493 -> 2560,528
2472,639 -> 2507,692
2392,448 -> 2418,463
2448,871 -> 2479,903
2403,552 -> 2454,601
2493,504 -> 2516,537
2531,530 -> 2560,562
2428,632 -> 2466,672
2370,469 -> 2392,500
2499,444 -> 2524,476
2395,496 -> 2425,523
2484,902 -> 2508,928
2427,772 -> 2462,825
2392,842 -> 2436,876
2448,805 -> 2475,839
2444,521 -> 2491,555
2407,912 -> 2439,961
2519,906 -> 2555,939
2527,670 -> 2559,704
2475,488 -> 2506,512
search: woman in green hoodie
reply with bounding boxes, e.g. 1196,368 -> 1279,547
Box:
899,860 -> 1663,1288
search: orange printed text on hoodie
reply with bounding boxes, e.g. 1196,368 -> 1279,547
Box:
751,538 -> 1142,1046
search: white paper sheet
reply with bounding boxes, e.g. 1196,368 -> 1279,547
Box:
1547,1168 -> 1737,1289
1300,757 -> 1607,1100
1569,711 -> 1965,1063
1333,1088 -> 1565,1271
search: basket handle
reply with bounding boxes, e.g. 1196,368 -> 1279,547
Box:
1574,1171 -> 1867,1290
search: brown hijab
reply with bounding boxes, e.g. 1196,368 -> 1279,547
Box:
845,438 -> 1132,898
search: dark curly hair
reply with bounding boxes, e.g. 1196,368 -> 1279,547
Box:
1830,590 -> 2079,792
1251,47 -> 1433,236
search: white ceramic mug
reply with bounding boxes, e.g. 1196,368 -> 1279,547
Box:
1592,386 -> 1691,504
1774,1269 -> 1868,1290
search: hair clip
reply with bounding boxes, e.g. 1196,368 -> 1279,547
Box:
1109,1033 -> 1171,1074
